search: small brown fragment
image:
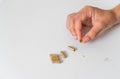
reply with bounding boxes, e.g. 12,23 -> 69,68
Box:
60,51 -> 67,58
49,54 -> 61,64
67,46 -> 76,52
80,39 -> 83,43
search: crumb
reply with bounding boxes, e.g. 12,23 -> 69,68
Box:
80,39 -> 83,43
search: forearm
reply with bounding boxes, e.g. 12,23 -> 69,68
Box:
112,4 -> 120,24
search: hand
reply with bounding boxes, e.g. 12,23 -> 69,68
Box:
66,5 -> 118,43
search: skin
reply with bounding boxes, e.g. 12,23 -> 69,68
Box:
66,4 -> 120,43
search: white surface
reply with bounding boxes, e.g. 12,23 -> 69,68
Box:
0,0 -> 120,79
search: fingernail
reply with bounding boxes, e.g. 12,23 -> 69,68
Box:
83,36 -> 90,43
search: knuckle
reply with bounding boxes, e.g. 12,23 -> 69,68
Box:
74,16 -> 79,21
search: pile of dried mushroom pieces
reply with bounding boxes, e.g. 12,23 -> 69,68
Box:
49,46 -> 76,64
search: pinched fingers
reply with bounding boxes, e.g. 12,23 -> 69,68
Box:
82,24 -> 104,43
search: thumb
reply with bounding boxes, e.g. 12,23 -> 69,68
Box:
82,24 -> 103,43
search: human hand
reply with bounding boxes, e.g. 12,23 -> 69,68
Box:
66,5 -> 119,43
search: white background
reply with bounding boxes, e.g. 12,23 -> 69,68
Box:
0,0 -> 120,79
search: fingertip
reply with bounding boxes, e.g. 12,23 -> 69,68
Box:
82,36 -> 90,43
73,36 -> 77,40
69,28 -> 78,40
72,34 -> 77,40
77,32 -> 82,41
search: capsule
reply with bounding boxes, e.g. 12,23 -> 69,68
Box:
67,46 -> 76,52
60,51 -> 67,58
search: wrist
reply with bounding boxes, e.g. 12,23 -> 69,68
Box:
112,4 -> 120,24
